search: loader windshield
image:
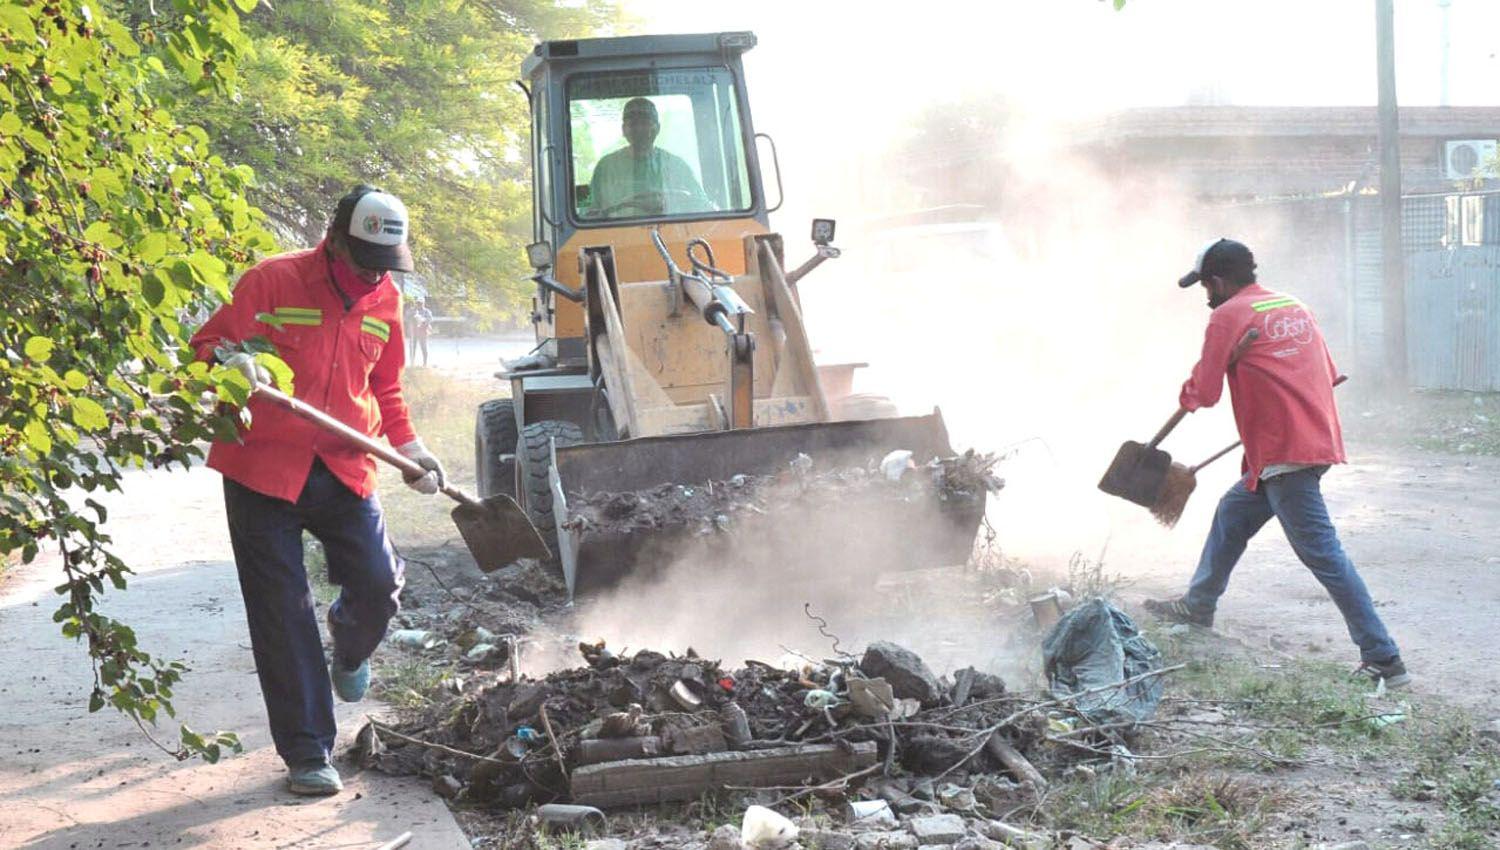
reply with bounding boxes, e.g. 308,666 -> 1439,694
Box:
568,68 -> 753,222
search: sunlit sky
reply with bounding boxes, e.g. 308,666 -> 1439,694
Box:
633,0 -> 1500,119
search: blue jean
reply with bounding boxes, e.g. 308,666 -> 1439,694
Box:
223,459 -> 404,766
1184,466 -> 1400,664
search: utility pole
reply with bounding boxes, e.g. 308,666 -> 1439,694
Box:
1376,0 -> 1405,384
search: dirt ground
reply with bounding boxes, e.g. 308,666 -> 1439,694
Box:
1120,447 -> 1500,717
2,329 -> 1496,849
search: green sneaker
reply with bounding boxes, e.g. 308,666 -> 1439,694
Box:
329,656 -> 370,703
287,760 -> 343,796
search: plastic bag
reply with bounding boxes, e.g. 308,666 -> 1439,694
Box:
1042,598 -> 1163,724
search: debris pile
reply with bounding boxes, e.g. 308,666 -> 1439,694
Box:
356,625 -> 1160,820
562,450 -> 1003,539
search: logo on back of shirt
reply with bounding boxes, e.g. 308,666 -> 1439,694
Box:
1264,311 -> 1314,345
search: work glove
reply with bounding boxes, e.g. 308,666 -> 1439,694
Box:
396,439 -> 445,495
222,351 -> 271,388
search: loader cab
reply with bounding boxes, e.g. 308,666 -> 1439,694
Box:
522,32 -> 772,365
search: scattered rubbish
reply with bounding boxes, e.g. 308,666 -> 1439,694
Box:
1043,599 -> 1164,724
465,643 -> 499,661
804,689 -> 840,709
514,726 -> 540,743
1365,712 -> 1406,731
535,803 -> 607,836
390,629 -> 442,650
880,449 -> 915,481
1028,592 -> 1064,631
741,804 -> 799,849
845,799 -> 897,828
670,679 -> 704,710
374,831 -> 414,850
847,677 -> 897,720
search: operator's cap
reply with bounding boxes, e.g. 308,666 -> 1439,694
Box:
333,185 -> 414,273
1177,237 -> 1253,288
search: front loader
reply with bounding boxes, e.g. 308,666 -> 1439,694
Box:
474,32 -> 986,598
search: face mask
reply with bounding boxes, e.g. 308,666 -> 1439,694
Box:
329,252 -> 386,296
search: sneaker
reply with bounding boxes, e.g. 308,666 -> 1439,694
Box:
329,656 -> 370,703
1143,596 -> 1214,628
1353,657 -> 1411,689
287,759 -> 343,796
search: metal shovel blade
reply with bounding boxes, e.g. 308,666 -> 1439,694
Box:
1098,440 -> 1173,508
450,494 -> 551,572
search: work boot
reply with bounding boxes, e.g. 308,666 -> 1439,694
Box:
287,759 -> 343,796
1142,596 -> 1214,628
329,656 -> 370,703
1353,657 -> 1411,689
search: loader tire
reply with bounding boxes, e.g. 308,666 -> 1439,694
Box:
518,419 -> 584,549
474,399 -> 519,500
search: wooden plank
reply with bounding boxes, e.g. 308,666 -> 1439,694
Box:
570,742 -> 877,808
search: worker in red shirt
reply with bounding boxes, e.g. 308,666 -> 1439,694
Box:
1144,238 -> 1407,688
191,185 -> 445,795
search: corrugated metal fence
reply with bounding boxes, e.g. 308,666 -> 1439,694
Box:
1407,246 -> 1500,391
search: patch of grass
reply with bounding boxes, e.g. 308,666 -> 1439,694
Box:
1044,773 -> 1284,850
1346,388 -> 1500,456
372,655 -> 456,712
303,534 -> 337,605
1389,713 -> 1500,849
377,369 -> 504,545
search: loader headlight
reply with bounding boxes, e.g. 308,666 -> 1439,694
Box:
811,218 -> 836,246
526,240 -> 554,270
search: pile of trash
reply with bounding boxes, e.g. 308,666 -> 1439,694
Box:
357,603 -> 1162,819
563,449 -> 1003,539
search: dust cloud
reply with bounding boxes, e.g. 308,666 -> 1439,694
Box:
548,1 -> 1360,668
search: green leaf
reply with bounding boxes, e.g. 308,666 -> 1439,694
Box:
0,6 -> 36,43
0,113 -> 21,135
89,690 -> 105,713
71,398 -> 109,432
233,0 -> 260,12
24,337 -> 54,361
63,370 -> 89,390
136,233 -> 169,264
142,273 -> 167,308
23,420 -> 52,455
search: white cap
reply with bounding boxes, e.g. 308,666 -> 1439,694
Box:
341,189 -> 413,272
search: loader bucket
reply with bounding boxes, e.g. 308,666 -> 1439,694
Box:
545,410 -> 986,599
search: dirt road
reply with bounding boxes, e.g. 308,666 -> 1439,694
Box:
0,464 -> 469,849
1118,448 -> 1500,715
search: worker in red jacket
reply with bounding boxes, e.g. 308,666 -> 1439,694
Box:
1145,238 -> 1407,688
191,185 -> 445,795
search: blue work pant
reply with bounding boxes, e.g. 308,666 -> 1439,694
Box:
223,459 -> 404,767
1184,466 -> 1400,664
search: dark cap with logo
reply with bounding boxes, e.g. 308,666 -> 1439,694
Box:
1178,238 -> 1254,288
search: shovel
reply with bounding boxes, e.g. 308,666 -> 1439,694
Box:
254,385 -> 550,570
1097,407 -> 1186,508
1098,328 -> 1262,509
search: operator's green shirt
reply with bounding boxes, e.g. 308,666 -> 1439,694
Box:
585,146 -> 711,217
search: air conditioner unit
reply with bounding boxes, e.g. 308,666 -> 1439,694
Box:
1443,139 -> 1498,180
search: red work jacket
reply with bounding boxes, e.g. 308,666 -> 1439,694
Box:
190,242 -> 416,502
1179,283 -> 1345,489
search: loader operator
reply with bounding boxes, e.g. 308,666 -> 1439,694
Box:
584,96 -> 711,217
1144,238 -> 1408,689
190,185 -> 446,796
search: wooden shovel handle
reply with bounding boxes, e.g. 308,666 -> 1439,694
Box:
1189,374 -> 1349,474
1147,409 -> 1188,448
253,385 -> 476,505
